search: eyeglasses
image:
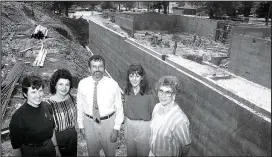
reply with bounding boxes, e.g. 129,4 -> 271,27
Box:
158,90 -> 173,97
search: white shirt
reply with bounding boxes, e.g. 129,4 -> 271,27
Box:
77,76 -> 124,130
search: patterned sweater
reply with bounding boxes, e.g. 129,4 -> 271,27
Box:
46,96 -> 77,132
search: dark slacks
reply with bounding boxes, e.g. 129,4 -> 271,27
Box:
55,127 -> 77,156
21,139 -> 56,156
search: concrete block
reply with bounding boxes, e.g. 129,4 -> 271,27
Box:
227,132 -> 270,156
188,143 -> 202,156
212,93 -> 238,118
206,141 -> 221,155
193,131 -> 208,146
177,96 -> 194,117
207,130 -> 221,148
205,101 -> 237,129
191,117 -> 209,137
191,136 -> 206,155
235,115 -> 271,151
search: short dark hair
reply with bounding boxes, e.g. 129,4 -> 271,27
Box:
88,55 -> 105,68
22,75 -> 44,99
155,76 -> 181,95
124,64 -> 151,95
50,69 -> 73,94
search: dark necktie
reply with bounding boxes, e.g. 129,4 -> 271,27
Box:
93,81 -> 100,123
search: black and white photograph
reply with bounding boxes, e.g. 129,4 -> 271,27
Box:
1,1 -> 271,156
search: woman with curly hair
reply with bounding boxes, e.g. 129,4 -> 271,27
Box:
149,76 -> 191,157
123,64 -> 157,156
46,69 -> 77,156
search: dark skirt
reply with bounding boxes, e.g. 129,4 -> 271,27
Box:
21,139 -> 56,156
55,127 -> 77,156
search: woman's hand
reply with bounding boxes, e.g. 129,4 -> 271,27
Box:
12,148 -> 22,156
55,146 -> 61,157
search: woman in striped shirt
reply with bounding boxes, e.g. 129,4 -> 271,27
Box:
46,69 -> 77,156
149,76 -> 191,157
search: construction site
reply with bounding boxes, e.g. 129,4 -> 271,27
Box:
1,2 -> 271,156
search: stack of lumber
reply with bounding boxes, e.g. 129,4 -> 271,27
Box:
33,43 -> 48,67
1,61 -> 25,119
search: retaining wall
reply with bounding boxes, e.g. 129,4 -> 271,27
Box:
114,13 -> 135,37
113,13 -> 218,39
176,16 -> 218,40
228,27 -> 271,88
132,12 -> 178,31
231,26 -> 271,38
88,20 -> 271,156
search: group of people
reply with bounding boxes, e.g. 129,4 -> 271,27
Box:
9,55 -> 191,157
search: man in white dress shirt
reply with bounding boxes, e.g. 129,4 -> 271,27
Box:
77,55 -> 124,156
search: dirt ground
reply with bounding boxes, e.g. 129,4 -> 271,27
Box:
80,12 -> 230,70
1,2 -> 126,156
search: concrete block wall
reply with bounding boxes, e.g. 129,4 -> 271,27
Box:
231,27 -> 271,38
114,13 -> 135,36
113,13 -> 218,39
176,16 -> 218,40
228,33 -> 271,88
89,20 -> 271,156
130,12 -> 178,31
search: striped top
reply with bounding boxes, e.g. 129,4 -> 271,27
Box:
150,102 -> 191,156
46,96 -> 77,132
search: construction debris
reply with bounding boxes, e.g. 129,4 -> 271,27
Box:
1,61 -> 25,119
33,43 -> 48,67
31,24 -> 48,39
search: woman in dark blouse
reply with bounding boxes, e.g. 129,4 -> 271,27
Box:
9,75 -> 61,156
46,69 -> 77,156
123,64 -> 157,156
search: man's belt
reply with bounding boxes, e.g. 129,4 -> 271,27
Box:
24,139 -> 49,147
85,112 -> 114,121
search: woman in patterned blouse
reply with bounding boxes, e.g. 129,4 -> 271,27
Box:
46,69 -> 77,156
149,76 -> 191,157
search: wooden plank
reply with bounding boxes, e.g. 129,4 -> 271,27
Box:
1,127 -> 9,135
38,49 -> 48,67
2,75 -> 20,118
33,43 -> 45,66
1,62 -> 24,87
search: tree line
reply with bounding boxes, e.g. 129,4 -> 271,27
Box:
28,1 -> 271,23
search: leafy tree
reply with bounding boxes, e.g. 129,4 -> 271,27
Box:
224,1 -> 241,17
113,2 -> 124,11
238,1 -> 253,17
63,2 -> 73,17
100,1 -> 116,10
177,2 -> 185,7
52,1 -> 73,17
251,1 -> 271,24
255,1 -> 271,18
123,1 -> 135,10
152,2 -> 162,12
190,1 -> 240,19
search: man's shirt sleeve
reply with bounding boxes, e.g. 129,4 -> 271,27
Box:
113,85 -> 124,130
77,81 -> 84,129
